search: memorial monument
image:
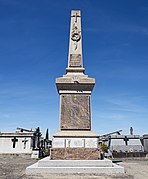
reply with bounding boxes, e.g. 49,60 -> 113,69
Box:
26,10 -> 124,174
51,10 -> 99,160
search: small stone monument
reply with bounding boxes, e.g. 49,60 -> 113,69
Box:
51,10 -> 99,160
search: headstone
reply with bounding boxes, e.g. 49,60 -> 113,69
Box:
31,150 -> 39,159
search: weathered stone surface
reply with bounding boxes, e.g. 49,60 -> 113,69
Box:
60,94 -> 91,130
69,54 -> 82,67
50,148 -> 100,160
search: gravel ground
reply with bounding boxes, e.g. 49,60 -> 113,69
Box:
0,155 -> 148,179
120,158 -> 148,179
0,154 -> 36,179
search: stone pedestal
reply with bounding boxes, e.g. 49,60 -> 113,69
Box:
52,130 -> 99,160
52,131 -> 99,160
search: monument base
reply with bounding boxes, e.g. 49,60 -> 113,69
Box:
51,130 -> 99,160
26,157 -> 124,175
50,148 -> 100,160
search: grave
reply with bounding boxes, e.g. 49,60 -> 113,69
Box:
26,10 -> 124,174
109,135 -> 144,152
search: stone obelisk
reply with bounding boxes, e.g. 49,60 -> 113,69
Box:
26,10 -> 124,175
51,10 -> 99,160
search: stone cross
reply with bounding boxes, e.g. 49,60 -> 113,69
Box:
22,138 -> 28,149
72,11 -> 80,23
11,137 -> 18,148
124,136 -> 129,146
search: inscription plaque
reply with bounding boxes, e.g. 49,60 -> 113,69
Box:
60,94 -> 91,130
85,139 -> 98,148
70,139 -> 84,148
69,54 -> 82,67
52,139 -> 65,148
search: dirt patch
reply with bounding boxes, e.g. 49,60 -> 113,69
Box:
0,155 -> 148,179
0,154 -> 36,179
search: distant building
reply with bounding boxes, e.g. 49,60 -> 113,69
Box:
0,132 -> 34,154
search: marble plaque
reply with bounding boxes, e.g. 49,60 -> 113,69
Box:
69,139 -> 84,148
52,139 -> 65,148
85,138 -> 98,148
60,94 -> 91,130
69,54 -> 82,67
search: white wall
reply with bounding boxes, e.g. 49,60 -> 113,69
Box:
0,134 -> 33,154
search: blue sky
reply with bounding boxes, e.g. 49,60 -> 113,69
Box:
0,0 -> 148,137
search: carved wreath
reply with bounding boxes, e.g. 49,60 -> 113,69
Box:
71,23 -> 81,42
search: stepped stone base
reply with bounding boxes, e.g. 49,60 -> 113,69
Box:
50,148 -> 100,160
26,157 -> 124,175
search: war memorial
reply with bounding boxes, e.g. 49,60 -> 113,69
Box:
26,10 -> 124,175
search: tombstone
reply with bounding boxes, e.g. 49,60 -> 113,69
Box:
31,150 -> 39,159
109,135 -> 126,152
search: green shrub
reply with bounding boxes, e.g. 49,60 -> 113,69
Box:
100,144 -> 108,153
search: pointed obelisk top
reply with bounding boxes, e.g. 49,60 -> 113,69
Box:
66,10 -> 85,73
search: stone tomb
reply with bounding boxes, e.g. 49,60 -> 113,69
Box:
109,135 -> 144,152
0,132 -> 33,154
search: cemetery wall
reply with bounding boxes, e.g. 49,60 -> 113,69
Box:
0,133 -> 33,154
